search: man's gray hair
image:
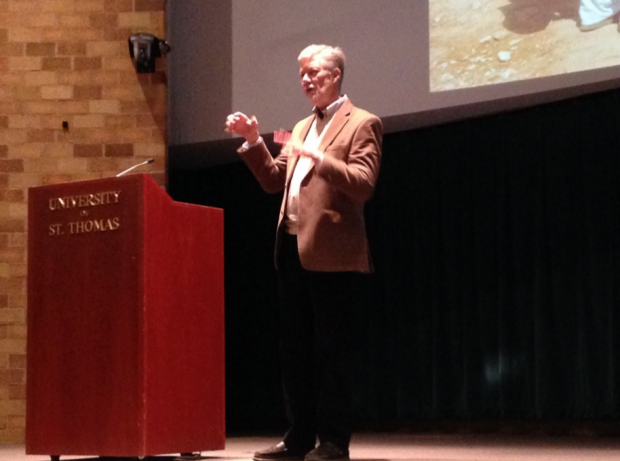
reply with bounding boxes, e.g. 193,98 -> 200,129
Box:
298,44 -> 345,90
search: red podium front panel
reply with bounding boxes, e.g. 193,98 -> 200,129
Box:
26,174 -> 224,457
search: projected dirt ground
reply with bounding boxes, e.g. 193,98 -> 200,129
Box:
430,0 -> 620,91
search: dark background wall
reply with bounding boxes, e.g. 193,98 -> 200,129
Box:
169,86 -> 620,435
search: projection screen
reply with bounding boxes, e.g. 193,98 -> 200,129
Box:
168,0 -> 620,150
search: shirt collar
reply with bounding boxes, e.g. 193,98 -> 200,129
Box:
313,95 -> 348,120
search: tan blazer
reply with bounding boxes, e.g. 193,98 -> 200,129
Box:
239,99 -> 382,273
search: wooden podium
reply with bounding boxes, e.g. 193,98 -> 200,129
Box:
26,174 -> 225,459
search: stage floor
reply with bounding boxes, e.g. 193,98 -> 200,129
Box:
6,433 -> 620,461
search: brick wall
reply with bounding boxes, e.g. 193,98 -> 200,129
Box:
0,0 -> 167,443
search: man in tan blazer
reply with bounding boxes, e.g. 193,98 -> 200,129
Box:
226,44 -> 382,461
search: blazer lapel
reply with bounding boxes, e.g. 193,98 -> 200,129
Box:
317,98 -> 353,153
286,115 -> 315,185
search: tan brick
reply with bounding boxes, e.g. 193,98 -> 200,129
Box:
9,56 -> 41,71
9,202 -> 27,218
120,100 -> 150,114
9,144 -> 43,159
134,143 -> 165,158
0,72 -> 22,86
0,236 -> 6,249
0,309 -> 24,324
41,85 -> 73,100
59,13 -> 91,28
8,115 -> 41,129
56,100 -> 88,114
42,173 -> 72,185
23,71 -> 58,86
0,190 -> 24,202
42,56 -> 71,70
69,128 -> 115,143
21,101 -> 56,114
0,428 -> 26,444
0,160 -> 23,174
87,157 -> 123,172
0,29 -> 6,42
8,233 -> 25,248
0,219 -> 23,234
8,1 -> 39,12
8,355 -> 24,370
8,385 -> 25,401
104,114 -> 135,128
149,14 -> 165,37
41,115 -> 67,129
8,324 -> 26,339
87,41 -> 123,57
7,173 -> 41,189
74,56 -> 102,70
118,12 -> 152,28
8,28 -> 42,42
27,130 -> 56,143
0,42 -> 24,57
8,264 -> 26,278
11,86 -> 41,101
18,13 -> 57,28
74,85 -> 102,100
89,99 -> 119,114
0,296 -> 6,309
41,143 -> 72,158
104,85 -> 142,101
0,369 -> 24,385
105,143 -> 133,157
89,12 -> 117,28
57,158 -> 88,172
0,146 -> 7,158
112,128 -> 151,143
42,28 -> 101,41
0,131 -> 27,144
0,288 -> 24,306
74,144 -> 102,158
104,0 -> 133,13
59,70 -> 118,85
25,42 -> 56,57
58,41 -> 86,56
103,26 -> 132,41
8,415 -> 25,430
135,0 -> 164,12
0,116 -> 6,128
0,57 -> 6,72
76,0 -> 105,12
22,157 -> 59,174
72,114 -> 105,128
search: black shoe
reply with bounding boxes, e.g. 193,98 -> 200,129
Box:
304,442 -> 349,461
254,442 -> 310,461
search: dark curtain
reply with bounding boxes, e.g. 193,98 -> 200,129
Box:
169,87 -> 620,433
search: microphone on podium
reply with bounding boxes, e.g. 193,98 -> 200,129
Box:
116,158 -> 154,177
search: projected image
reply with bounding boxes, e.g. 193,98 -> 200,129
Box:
430,0 -> 620,91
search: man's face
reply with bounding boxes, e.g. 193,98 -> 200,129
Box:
299,55 -> 340,109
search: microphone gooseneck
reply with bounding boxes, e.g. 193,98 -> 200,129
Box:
116,158 -> 155,177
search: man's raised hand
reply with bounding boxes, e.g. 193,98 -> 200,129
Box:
225,112 -> 260,144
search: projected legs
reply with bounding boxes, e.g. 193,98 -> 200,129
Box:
579,0 -> 620,29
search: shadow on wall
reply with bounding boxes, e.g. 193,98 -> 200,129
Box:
136,60 -> 169,144
500,0 -> 580,34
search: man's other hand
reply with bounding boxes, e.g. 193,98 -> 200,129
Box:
225,112 -> 260,144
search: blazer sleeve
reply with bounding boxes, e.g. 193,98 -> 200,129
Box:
315,114 -> 382,203
238,140 -> 289,194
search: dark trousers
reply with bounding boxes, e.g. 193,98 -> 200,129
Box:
278,232 -> 358,452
